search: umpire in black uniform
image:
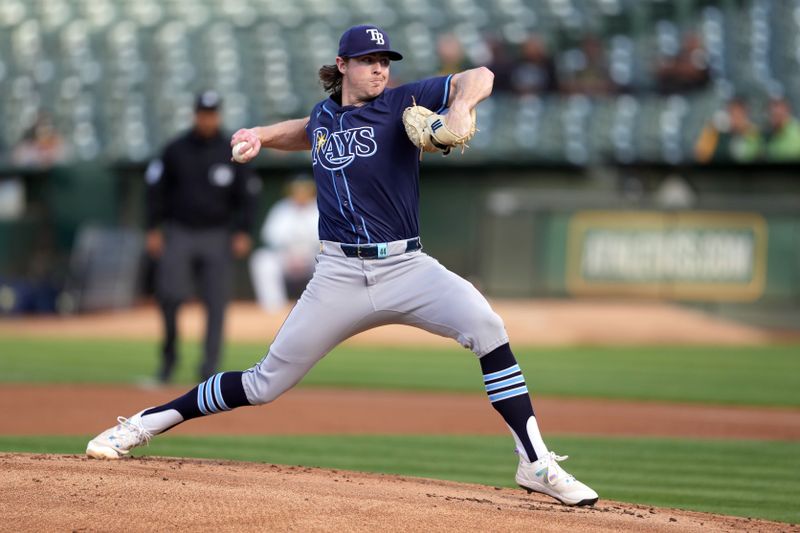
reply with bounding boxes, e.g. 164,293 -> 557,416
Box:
145,91 -> 257,383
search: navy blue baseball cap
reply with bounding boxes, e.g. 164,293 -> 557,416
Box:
338,25 -> 403,61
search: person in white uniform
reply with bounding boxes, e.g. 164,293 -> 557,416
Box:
249,176 -> 319,312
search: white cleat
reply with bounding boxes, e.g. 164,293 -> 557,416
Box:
516,451 -> 599,506
86,410 -> 153,459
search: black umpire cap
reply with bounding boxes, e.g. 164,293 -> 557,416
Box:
195,90 -> 222,111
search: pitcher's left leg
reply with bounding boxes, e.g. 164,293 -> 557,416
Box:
480,343 -> 597,506
374,253 -> 597,506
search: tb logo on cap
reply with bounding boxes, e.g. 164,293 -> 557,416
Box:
366,28 -> 385,45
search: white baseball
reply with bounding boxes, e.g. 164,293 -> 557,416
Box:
232,141 -> 254,163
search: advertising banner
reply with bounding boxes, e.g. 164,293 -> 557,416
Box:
566,211 -> 768,301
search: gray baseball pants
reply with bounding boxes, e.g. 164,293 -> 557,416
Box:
157,222 -> 232,381
242,239 -> 509,405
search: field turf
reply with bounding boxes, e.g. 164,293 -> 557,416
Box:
1,338 -> 798,406
1,434 -> 798,524
2,337 -> 799,523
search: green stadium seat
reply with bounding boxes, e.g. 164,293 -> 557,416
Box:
1,0 -> 798,164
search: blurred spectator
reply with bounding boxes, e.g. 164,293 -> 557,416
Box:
249,175 -> 319,313
655,32 -> 710,94
510,35 -> 559,95
764,98 -> 800,162
560,36 -> 616,95
655,174 -> 696,209
11,111 -> 69,168
694,98 -> 763,163
145,90 -> 258,383
436,33 -> 471,76
484,35 -> 514,93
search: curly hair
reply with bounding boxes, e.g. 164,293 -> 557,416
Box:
318,63 -> 344,95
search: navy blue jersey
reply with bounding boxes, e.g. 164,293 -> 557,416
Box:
306,75 -> 452,244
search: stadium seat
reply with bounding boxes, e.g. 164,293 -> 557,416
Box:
1,0 -> 799,164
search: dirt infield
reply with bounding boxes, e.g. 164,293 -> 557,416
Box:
0,299 -> 780,346
2,454 -> 793,533
2,384 -> 799,441
2,300 -> 794,531
2,299 -> 796,443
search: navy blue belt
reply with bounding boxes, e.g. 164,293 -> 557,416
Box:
340,238 -> 421,259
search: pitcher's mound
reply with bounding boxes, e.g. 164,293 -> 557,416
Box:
0,453 -> 788,532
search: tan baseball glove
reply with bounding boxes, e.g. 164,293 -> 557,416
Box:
402,97 -> 477,156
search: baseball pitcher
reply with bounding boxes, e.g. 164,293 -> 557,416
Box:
87,24 -> 598,507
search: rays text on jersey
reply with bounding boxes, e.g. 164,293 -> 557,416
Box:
312,126 -> 378,171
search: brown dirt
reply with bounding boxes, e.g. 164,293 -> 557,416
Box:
1,454 -> 794,533
0,299 -> 781,346
1,385 -> 799,440
1,300 -> 795,531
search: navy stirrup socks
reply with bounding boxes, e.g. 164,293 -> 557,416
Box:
143,371 -> 251,421
480,343 -> 539,462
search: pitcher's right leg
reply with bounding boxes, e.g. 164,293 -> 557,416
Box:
87,253 -> 380,458
241,254 -> 396,405
86,370 -> 250,459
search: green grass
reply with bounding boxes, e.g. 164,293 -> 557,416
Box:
1,338 -> 799,406
1,434 -> 798,524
